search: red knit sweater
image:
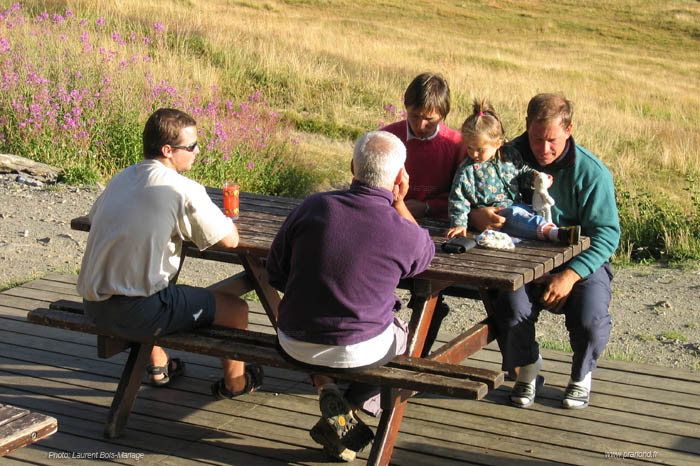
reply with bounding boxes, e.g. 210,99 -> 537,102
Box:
382,120 -> 463,219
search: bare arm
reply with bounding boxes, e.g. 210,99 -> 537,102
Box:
214,224 -> 240,249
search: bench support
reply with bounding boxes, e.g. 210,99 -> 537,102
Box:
104,342 -> 153,439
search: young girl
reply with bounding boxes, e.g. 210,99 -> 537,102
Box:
446,98 -> 580,244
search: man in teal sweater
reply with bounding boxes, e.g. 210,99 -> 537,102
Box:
471,93 -> 620,410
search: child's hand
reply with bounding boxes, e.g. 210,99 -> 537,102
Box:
446,226 -> 467,238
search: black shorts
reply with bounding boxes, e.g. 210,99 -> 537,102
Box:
83,282 -> 217,340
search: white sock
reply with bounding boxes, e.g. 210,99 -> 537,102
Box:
563,372 -> 592,408
569,371 -> 592,391
547,227 -> 560,241
516,355 -> 543,385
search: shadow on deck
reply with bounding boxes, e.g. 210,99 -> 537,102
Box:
1,274 -> 698,465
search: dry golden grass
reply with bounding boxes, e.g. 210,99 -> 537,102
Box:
33,0 -> 700,201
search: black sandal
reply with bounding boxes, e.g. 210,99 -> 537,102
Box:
211,364 -> 264,400
146,358 -> 185,387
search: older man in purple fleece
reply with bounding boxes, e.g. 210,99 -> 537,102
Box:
266,130 -> 435,462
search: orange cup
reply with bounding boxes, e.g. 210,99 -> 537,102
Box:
222,182 -> 240,219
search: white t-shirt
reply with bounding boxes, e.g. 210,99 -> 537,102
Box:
77,159 -> 233,301
277,323 -> 396,368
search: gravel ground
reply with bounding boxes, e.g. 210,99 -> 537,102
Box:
1,174 -> 698,373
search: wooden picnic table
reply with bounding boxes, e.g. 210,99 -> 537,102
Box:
70,188 -> 589,466
0,403 -> 57,457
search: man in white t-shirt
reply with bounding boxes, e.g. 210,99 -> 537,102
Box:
77,108 -> 262,398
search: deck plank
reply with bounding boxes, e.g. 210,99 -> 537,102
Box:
2,275 -> 699,465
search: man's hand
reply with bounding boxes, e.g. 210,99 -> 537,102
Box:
535,268 -> 581,311
392,167 -> 410,202
405,199 -> 426,218
393,168 -> 418,225
469,206 -> 506,231
446,226 -> 467,238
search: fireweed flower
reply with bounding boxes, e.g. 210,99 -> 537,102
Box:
0,3 -> 304,194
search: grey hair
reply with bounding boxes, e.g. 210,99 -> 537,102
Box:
353,131 -> 406,189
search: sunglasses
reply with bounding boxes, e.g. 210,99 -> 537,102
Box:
169,141 -> 198,152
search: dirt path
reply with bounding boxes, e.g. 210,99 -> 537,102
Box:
1,174 -> 698,373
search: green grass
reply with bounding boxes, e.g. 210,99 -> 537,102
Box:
660,331 -> 688,342
537,338 -> 572,353
241,291 -> 261,303
603,349 -> 641,363
0,274 -> 42,293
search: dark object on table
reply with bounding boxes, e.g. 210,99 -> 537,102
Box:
441,236 -> 476,254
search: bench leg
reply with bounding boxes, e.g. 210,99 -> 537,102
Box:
103,342 -> 153,439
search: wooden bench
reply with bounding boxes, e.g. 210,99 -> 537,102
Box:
0,403 -> 57,457
27,299 -> 503,441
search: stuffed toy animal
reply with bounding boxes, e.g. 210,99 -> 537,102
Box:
532,172 -> 555,224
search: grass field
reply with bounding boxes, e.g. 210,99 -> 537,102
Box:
4,0 -> 700,261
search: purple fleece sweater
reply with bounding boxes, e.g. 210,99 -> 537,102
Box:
267,181 -> 435,346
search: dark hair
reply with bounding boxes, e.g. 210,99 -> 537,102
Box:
460,98 -> 506,154
403,73 -> 451,118
142,108 -> 197,159
526,93 -> 573,130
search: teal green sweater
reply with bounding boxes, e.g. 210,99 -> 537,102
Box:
514,133 -> 620,279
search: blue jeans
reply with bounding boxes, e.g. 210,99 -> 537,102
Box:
499,204 -> 549,240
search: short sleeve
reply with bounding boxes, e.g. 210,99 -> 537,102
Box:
179,182 -> 234,251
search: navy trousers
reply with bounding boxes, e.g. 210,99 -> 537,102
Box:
490,262 -> 613,381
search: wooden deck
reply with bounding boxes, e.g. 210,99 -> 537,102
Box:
1,273 -> 698,465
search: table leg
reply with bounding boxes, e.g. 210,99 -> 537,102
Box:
366,281 -> 441,465
103,342 -> 153,439
238,255 -> 281,328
